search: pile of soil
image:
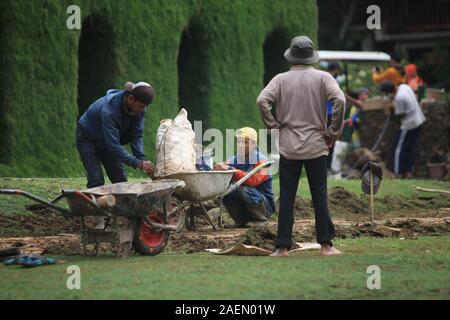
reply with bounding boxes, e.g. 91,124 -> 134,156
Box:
276,187 -> 450,218
0,208 -> 81,237
328,187 -> 368,214
385,218 -> 450,237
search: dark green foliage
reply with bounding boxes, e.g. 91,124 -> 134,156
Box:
263,27 -> 291,87
0,0 -> 317,177
177,16 -> 210,127
77,14 -> 118,116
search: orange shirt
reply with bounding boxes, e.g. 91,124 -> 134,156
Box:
372,67 -> 405,85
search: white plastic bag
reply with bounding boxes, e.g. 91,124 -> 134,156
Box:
331,141 -> 350,173
154,108 -> 196,177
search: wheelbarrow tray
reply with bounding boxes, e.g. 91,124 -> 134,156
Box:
162,170 -> 237,202
64,180 -> 185,217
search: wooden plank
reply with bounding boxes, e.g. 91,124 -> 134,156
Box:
361,98 -> 391,111
374,225 -> 402,237
414,186 -> 450,196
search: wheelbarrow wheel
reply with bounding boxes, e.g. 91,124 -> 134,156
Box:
133,211 -> 170,256
167,197 -> 186,232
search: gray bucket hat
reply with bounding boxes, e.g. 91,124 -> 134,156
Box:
284,36 -> 319,65
361,162 -> 383,195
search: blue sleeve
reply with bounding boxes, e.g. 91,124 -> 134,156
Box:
327,100 -> 333,116
130,113 -> 145,161
100,108 -> 141,169
352,112 -> 359,124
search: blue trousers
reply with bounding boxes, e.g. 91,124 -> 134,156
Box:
76,125 -> 127,189
222,186 -> 273,223
392,125 -> 422,175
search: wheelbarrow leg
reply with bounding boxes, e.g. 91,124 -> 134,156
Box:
119,218 -> 136,258
200,203 -> 216,231
80,216 -> 88,256
190,209 -> 196,231
218,197 -> 224,229
113,216 -> 121,258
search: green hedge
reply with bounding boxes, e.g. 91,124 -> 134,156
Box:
0,0 -> 317,177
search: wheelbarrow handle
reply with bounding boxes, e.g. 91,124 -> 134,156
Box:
0,189 -> 71,215
222,160 -> 275,197
61,190 -> 114,216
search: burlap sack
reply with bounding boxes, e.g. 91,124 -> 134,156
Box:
154,108 -> 196,177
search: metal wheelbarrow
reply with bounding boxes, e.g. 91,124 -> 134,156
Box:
162,161 -> 274,231
0,180 -> 185,257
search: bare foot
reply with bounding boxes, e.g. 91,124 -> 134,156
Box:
270,248 -> 289,257
320,245 -> 342,257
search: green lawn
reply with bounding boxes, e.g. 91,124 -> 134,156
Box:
0,236 -> 449,299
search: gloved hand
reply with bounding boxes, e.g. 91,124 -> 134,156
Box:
140,160 -> 155,174
213,163 -> 230,171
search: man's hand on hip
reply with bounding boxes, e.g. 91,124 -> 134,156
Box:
324,136 -> 335,149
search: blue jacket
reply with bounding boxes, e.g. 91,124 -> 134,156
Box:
227,149 -> 276,212
78,89 -> 145,169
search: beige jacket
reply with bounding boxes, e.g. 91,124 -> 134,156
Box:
256,65 -> 346,160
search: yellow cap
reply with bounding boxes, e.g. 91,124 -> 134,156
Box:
236,127 -> 258,143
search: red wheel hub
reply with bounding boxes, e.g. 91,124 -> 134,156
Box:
140,213 -> 165,248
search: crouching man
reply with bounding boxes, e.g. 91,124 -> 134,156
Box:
214,127 -> 275,228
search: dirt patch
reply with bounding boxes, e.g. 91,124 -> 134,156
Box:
2,187 -> 449,238
166,217 -> 450,254
275,188 -> 450,218
0,208 -> 81,237
0,234 -> 81,256
385,218 -> 450,237
1,217 -> 449,256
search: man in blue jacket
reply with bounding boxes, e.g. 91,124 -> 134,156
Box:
76,82 -> 155,189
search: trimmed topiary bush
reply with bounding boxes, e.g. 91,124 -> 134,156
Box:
0,0 -> 317,177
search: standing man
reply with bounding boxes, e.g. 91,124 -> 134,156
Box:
257,36 -> 346,257
76,82 -> 155,190
380,80 -> 425,178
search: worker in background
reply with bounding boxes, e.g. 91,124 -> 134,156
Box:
380,80 -> 425,179
257,36 -> 345,257
326,62 -> 366,171
405,64 -> 426,100
372,52 -> 405,86
214,127 -> 275,228
325,62 -> 341,172
345,88 -> 369,149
